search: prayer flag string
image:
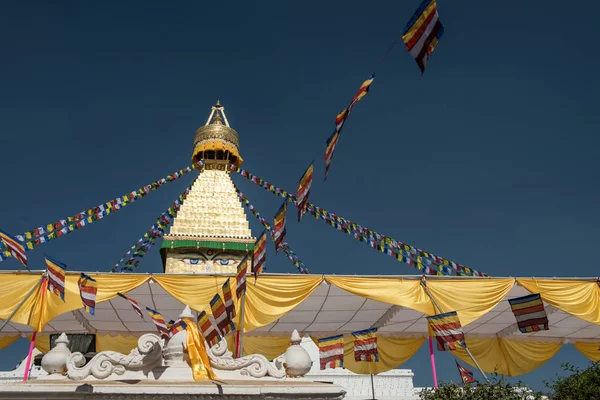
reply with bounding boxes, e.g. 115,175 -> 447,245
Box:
111,185 -> 192,273
0,161 -> 205,263
234,186 -> 309,274
232,166 -> 487,277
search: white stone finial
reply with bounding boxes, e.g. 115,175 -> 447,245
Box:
291,329 -> 302,344
179,305 -> 194,319
41,332 -> 71,376
283,330 -> 312,378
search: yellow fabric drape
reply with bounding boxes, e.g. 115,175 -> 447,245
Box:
425,278 -> 515,326
184,318 -> 215,380
25,273 -> 149,331
154,275 -> 229,315
225,335 -> 290,359
573,342 -> 600,362
243,275 -> 323,332
0,335 -> 19,351
517,279 -> 600,326
96,334 -> 140,353
325,276 -> 433,314
311,335 -> 425,374
27,334 -> 50,353
343,336 -> 425,374
0,274 -> 44,327
452,337 -> 562,376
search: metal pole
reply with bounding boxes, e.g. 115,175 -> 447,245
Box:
238,291 -> 246,358
23,276 -> 48,382
0,275 -> 44,333
420,279 -> 490,383
428,336 -> 439,389
370,373 -> 375,400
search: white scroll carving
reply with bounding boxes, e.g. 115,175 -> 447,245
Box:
208,338 -> 287,379
66,334 -> 163,380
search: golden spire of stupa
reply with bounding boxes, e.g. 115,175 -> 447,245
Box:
191,100 -> 243,168
160,102 -> 254,273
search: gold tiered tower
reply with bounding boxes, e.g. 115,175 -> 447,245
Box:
160,102 -> 255,273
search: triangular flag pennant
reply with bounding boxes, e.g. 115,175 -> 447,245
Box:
456,360 -> 477,385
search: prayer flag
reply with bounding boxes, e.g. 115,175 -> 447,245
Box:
117,292 -> 144,319
146,307 -> 170,339
508,293 -> 549,333
456,361 -> 477,385
318,334 -> 344,369
0,229 -> 28,269
222,278 -> 236,321
352,328 -> 379,362
347,75 -> 375,111
198,310 -> 222,347
296,162 -> 314,221
324,130 -> 340,180
272,202 -> 287,252
168,319 -> 187,337
45,255 -> 66,301
235,255 -> 249,298
78,273 -> 97,315
253,230 -> 267,280
210,293 -> 235,336
427,311 -> 465,351
402,0 -> 444,73
325,75 -> 374,180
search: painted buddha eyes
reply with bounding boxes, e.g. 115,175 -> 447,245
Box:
180,258 -> 236,266
181,258 -> 202,265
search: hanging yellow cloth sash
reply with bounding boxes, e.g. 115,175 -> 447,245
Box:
184,318 -> 215,380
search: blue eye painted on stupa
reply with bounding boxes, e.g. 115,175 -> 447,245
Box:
181,258 -> 204,265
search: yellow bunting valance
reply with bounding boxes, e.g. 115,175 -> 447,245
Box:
451,337 -> 562,376
573,342 -> 600,362
243,275 -> 323,332
424,278 -> 515,326
0,335 -> 19,351
517,279 -> 600,326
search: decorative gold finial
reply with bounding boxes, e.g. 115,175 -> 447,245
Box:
212,111 -> 223,125
215,100 -> 221,108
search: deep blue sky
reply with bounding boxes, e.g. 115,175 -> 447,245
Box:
1,0 -> 599,390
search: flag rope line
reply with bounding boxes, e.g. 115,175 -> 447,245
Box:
0,161 -> 205,261
232,165 -> 488,277
111,184 -> 193,273
234,185 -> 309,274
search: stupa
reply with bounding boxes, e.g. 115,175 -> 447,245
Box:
0,102 -> 427,400
160,101 -> 254,274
